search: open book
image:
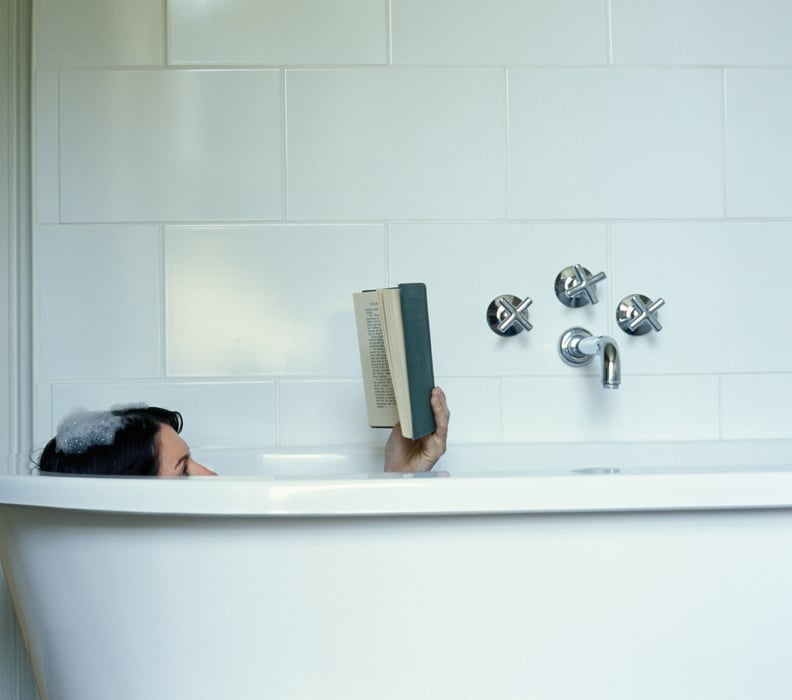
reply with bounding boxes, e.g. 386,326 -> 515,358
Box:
353,283 -> 436,440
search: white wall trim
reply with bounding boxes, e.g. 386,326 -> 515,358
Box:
14,0 -> 32,464
2,0 -> 37,697
0,0 -> 13,469
1,0 -> 32,468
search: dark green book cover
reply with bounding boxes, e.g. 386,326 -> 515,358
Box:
398,283 -> 436,439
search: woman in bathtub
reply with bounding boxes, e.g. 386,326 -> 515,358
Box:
36,387 -> 450,477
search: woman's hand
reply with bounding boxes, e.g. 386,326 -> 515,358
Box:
384,387 -> 449,472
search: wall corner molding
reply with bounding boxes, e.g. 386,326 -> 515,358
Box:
1,0 -> 32,469
1,1 -> 37,698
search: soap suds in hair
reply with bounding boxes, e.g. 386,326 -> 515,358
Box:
54,409 -> 126,455
109,402 -> 149,412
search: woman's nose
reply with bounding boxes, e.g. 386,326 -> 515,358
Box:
190,461 -> 217,476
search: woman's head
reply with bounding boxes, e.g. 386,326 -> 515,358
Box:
37,405 -> 215,477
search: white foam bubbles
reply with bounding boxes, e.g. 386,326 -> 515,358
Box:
55,409 -> 125,455
109,402 -> 149,412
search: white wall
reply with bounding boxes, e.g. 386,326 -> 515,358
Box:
31,0 -> 792,451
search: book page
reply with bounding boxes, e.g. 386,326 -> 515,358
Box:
353,292 -> 398,428
377,287 -> 412,438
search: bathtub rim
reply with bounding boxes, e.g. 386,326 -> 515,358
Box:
3,467 -> 792,516
6,439 -> 792,516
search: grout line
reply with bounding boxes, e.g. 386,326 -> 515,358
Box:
54,215 -> 792,226
56,69 -> 62,223
280,69 -> 288,220
46,384 -> 55,452
496,377 -> 504,443
605,221 -> 615,338
47,63 -> 792,71
717,374 -> 724,439
274,380 -> 282,447
504,68 -> 511,219
159,224 -> 168,379
386,0 -> 393,65
162,0 -> 169,66
606,0 -> 614,65
384,222 -> 391,286
720,68 -> 729,218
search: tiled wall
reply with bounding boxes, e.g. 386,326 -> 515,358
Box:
32,0 -> 792,453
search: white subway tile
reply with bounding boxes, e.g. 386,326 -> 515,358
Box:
508,69 -> 723,219
726,70 -> 792,218
36,0 -> 163,68
612,0 -> 792,65
611,222 -> 792,374
34,71 -> 59,223
392,0 -> 607,66
503,375 -> 719,443
48,381 -> 277,449
59,70 -> 282,223
168,0 -> 386,65
165,225 -> 386,377
279,380 -> 384,447
35,225 -> 162,380
389,223 -> 610,377
721,375 -> 792,440
286,69 -> 506,220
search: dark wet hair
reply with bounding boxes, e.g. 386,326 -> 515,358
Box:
37,406 -> 183,476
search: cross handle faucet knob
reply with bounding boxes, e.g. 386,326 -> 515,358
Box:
555,264 -> 607,307
487,294 -> 533,336
616,294 -> 666,335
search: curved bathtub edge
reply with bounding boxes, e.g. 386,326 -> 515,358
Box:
3,470 -> 792,516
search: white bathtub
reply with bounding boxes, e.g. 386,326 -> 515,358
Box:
2,440 -> 792,700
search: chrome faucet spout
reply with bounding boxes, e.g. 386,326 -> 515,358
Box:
577,335 -> 621,388
559,328 -> 621,389
602,338 -> 620,388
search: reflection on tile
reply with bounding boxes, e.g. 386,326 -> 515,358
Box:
169,0 -> 386,65
165,225 -> 386,377
726,70 -> 792,218
36,0 -> 163,67
60,70 -> 282,222
721,375 -> 792,440
36,225 -> 161,380
509,69 -> 723,219
280,380 -> 383,447
612,0 -> 792,65
503,375 -> 719,443
286,69 -> 506,220
392,0 -> 607,65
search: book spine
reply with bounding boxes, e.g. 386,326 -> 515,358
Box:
398,283 -> 436,439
